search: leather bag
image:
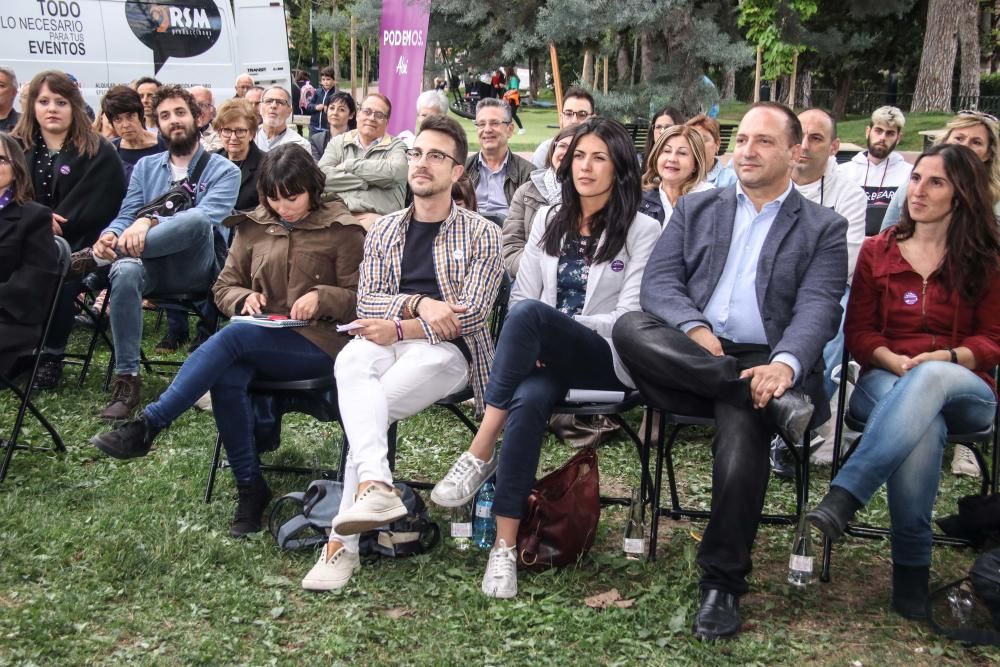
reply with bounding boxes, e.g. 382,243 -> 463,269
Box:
517,446 -> 600,571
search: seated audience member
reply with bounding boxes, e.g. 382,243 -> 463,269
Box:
611,102 -> 848,641
90,145 -> 365,535
134,76 -> 162,136
102,85 -> 166,182
638,124 -> 713,226
318,93 -> 407,230
395,89 -> 449,149
638,105 -> 685,166
12,70 -> 127,390
465,98 -> 533,225
305,66 -> 338,134
502,125 -> 574,276
431,118 -> 661,599
300,114 -> 503,592
70,85 -> 240,420
245,86 -> 264,122
807,143 -> 1000,621
233,74 -> 254,99
215,99 -> 264,212
190,86 -> 224,153
0,67 -> 20,133
254,86 -> 310,153
0,133 -> 59,376
452,175 -> 477,211
686,114 -> 737,188
309,91 -> 357,160
532,87 -> 595,169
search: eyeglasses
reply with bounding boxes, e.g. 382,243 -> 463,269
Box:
473,119 -> 511,130
360,107 -> 388,121
219,128 -> 250,138
196,102 -> 214,111
958,109 -> 999,125
561,110 -> 591,121
405,148 -> 458,165
261,98 -> 290,107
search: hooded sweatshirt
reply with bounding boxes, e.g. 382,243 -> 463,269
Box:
836,151 -> 912,235
794,158 -> 867,282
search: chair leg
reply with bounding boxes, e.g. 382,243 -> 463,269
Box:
664,424 -> 685,519
821,535 -> 833,583
204,433 -> 224,503
336,426 -> 349,483
386,422 -> 399,471
649,412 -> 669,562
442,402 -> 478,436
613,411 -> 655,502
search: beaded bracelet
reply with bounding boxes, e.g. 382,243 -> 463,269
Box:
394,318 -> 404,342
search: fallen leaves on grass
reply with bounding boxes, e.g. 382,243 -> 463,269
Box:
584,589 -> 635,610
379,607 -> 415,620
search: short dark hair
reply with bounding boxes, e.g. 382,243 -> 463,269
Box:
418,114 -> 468,166
801,107 -> 838,140
0,132 -> 34,204
320,66 -> 337,80
133,76 -> 161,90
102,85 -> 146,127
151,84 -> 200,124
747,101 -> 802,146
256,144 -> 326,217
330,91 -> 357,130
563,87 -> 595,113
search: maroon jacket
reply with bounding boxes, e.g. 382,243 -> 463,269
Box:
845,229 -> 1000,389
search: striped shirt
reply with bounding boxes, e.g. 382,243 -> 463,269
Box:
357,203 -> 504,412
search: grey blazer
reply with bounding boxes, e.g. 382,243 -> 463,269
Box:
640,184 -> 848,388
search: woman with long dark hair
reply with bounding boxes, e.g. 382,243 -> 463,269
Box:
12,70 -> 127,390
430,118 -> 661,598
807,143 -> 1000,621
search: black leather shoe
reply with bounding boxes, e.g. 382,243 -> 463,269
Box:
806,485 -> 863,542
91,414 -> 160,459
764,390 -> 814,446
769,435 -> 797,480
692,588 -> 741,641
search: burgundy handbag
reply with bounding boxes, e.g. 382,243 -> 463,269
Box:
517,446 -> 601,571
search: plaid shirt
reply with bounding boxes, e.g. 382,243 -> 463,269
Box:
357,203 -> 504,412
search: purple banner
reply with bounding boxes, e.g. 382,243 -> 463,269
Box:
378,0 -> 431,138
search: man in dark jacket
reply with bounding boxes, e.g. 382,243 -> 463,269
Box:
464,98 -> 532,225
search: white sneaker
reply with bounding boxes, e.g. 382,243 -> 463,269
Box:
431,451 -> 498,508
952,446 -> 982,477
481,539 -> 517,599
331,483 -> 408,535
301,543 -> 360,591
193,392 -> 213,412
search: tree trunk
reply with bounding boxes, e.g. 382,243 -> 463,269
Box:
722,65 -> 736,102
798,68 -> 812,108
582,49 -> 594,87
912,0 -> 959,112
640,32 -> 654,85
957,0 -> 980,109
332,33 -> 340,80
529,54 -> 542,99
831,71 -> 853,119
617,42 -> 630,86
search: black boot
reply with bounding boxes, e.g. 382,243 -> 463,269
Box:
90,414 -> 160,459
892,564 -> 929,620
806,485 -> 863,541
230,479 -> 273,538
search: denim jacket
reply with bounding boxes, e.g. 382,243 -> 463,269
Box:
104,145 -> 241,240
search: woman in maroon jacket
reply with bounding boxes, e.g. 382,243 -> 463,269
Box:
807,143 -> 1000,621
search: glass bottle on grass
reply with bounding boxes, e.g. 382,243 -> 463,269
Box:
788,512 -> 815,587
472,480 -> 496,549
623,487 -> 647,559
449,501 -> 473,551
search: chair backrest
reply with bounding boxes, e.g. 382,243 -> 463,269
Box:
488,274 -> 511,343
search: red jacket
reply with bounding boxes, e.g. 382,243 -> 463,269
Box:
845,229 -> 1000,389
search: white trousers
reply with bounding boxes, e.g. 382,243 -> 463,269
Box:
333,338 -> 469,549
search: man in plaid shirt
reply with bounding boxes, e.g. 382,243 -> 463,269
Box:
302,114 -> 504,592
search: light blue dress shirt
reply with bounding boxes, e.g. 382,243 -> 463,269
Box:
683,181 -> 802,382
476,151 -> 511,219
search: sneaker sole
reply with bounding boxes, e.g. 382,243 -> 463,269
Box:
331,504 -> 409,535
481,583 -> 517,599
90,436 -> 147,460
302,561 -> 360,591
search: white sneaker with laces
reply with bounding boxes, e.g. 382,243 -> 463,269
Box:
952,446 -> 982,477
481,538 -> 517,599
331,483 -> 408,535
431,451 -> 498,507
301,543 -> 360,591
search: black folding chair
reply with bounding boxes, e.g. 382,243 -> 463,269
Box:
0,236 -> 71,483
819,348 -> 999,582
62,280 -> 114,387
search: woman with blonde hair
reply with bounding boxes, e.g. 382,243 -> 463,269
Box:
638,124 -> 713,226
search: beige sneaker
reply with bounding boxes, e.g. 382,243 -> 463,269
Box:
951,446 -> 982,477
301,542 -> 360,591
193,392 -> 213,412
331,483 -> 408,535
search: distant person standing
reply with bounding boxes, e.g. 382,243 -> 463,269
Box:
305,66 -> 338,134
503,68 -> 525,135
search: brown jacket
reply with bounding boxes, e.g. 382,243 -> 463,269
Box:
213,201 -> 366,359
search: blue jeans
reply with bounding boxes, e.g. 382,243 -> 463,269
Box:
822,287 -> 850,399
144,324 -> 332,484
831,361 -> 996,566
108,216 -> 217,374
485,300 -> 626,519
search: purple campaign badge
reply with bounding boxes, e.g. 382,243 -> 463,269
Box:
59,165 -> 71,175
611,259 -> 625,272
903,290 -> 919,306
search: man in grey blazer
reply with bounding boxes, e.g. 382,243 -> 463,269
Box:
612,102 -> 848,641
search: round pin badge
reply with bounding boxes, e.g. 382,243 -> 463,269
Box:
453,249 -> 464,260
59,165 -> 71,175
903,290 -> 918,306
610,259 -> 625,272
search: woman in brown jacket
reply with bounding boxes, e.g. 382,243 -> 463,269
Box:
91,144 -> 366,536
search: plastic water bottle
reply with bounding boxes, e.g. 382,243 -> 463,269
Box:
472,481 -> 496,549
622,487 -> 647,559
449,502 -> 473,551
788,513 -> 814,587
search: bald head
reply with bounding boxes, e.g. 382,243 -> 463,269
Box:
189,86 -> 215,127
794,108 -> 840,185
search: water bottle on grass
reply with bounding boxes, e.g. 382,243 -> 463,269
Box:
788,513 -> 814,587
472,481 -> 496,549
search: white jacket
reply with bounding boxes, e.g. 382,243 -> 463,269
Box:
794,160 -> 867,283
510,205 -> 661,387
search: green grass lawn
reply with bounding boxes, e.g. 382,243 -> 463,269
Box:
2,317 -> 999,664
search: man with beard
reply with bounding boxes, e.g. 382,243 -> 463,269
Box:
71,85 -> 240,419
253,86 -> 310,153
190,86 -> 224,153
836,106 -> 912,234
301,113 -> 503,592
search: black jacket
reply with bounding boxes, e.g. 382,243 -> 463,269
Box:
0,199 -> 59,326
217,142 -> 264,213
638,189 -> 666,226
25,137 -> 127,251
310,130 -> 331,161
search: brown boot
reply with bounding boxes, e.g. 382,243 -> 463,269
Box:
100,374 -> 142,420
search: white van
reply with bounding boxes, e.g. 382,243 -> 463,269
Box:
0,0 -> 290,109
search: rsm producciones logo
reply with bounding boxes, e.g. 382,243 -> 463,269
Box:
125,0 -> 222,73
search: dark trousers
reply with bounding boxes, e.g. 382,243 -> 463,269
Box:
612,311 -> 775,596
486,300 -> 626,519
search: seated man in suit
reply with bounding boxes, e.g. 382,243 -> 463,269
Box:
612,102 -> 848,641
